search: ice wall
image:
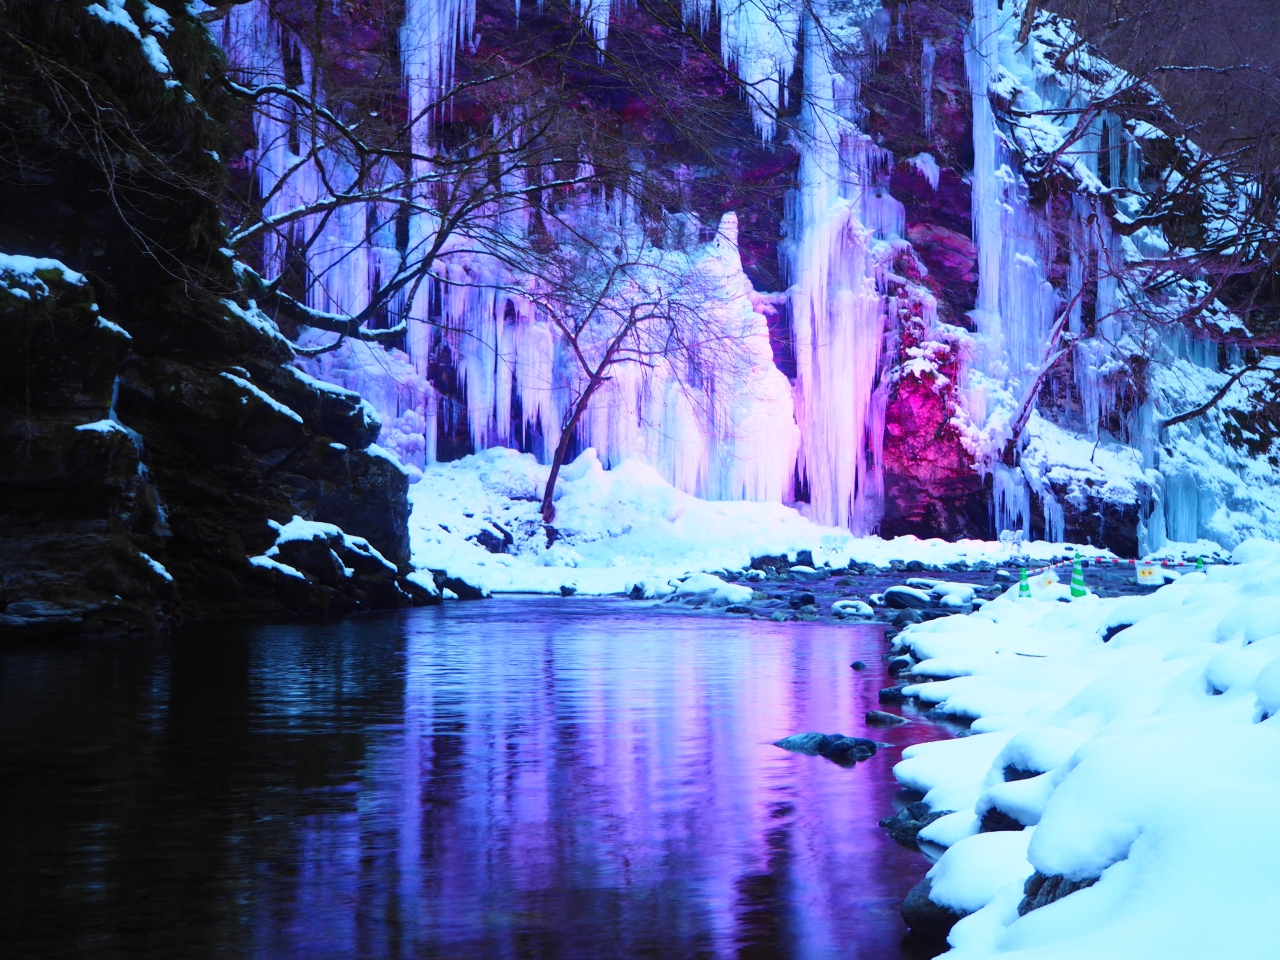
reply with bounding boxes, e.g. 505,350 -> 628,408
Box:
783,11 -> 895,533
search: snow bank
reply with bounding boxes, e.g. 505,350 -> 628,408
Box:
407,447 -> 1110,595
890,540 -> 1280,958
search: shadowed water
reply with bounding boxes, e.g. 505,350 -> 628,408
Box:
1,599 -> 951,959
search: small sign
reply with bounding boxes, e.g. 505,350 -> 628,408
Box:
1135,561 -> 1164,585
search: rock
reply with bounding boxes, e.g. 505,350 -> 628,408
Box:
979,807 -> 1027,832
773,732 -> 877,762
901,877 -> 966,940
995,569 -> 1013,581
471,523 -> 513,554
789,565 -> 827,582
884,585 -> 933,609
751,589 -> 769,601
850,660 -> 867,670
745,568 -> 766,582
628,583 -> 646,599
904,560 -> 927,572
832,599 -> 874,618
750,554 -> 789,574
879,685 -> 910,703
888,655 -> 915,675
880,802 -> 948,845
865,710 -> 909,726
789,591 -> 818,608
797,603 -> 819,615
559,585 -> 577,597
440,575 -> 488,600
724,604 -> 751,614
1018,872 -> 1099,916
769,611 -> 789,622
893,609 -> 923,627
795,550 -> 814,568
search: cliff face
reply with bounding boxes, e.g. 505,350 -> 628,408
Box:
0,0 -> 416,639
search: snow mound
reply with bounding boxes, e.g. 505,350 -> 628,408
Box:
407,448 -> 1111,595
889,540 -> 1280,959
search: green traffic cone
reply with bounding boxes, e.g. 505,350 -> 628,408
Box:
1196,556 -> 1205,572
1019,567 -> 1031,598
1070,558 -> 1087,598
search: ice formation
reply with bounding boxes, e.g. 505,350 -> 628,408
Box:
218,0 -> 1280,549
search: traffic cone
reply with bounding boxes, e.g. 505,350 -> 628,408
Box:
1070,558 -> 1086,598
1196,556 -> 1205,572
1019,567 -> 1031,598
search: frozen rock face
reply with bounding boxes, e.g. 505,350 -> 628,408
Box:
0,2 -> 412,638
218,0 -> 1278,554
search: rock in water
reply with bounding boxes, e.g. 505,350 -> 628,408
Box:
773,732 -> 877,762
865,710 -> 909,726
850,660 -> 867,670
884,585 -> 933,609
901,876 -> 966,940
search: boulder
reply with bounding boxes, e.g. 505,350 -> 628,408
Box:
884,585 -> 933,609
901,876 -> 966,940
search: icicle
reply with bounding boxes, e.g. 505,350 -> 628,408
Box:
920,37 -> 936,140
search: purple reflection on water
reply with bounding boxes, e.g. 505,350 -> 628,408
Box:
0,598 -> 952,960
247,599 -> 949,959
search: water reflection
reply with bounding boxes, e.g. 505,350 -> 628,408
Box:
1,599 -> 948,959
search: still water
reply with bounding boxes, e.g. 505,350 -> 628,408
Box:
1,599 -> 951,960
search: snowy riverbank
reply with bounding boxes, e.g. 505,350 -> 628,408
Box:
406,448 -> 1113,595
886,538 -> 1280,958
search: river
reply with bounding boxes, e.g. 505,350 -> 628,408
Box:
1,598 -> 954,959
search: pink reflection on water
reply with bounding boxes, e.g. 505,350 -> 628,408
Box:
253,600 -> 948,959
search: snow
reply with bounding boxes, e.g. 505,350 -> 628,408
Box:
220,371 -> 303,424
248,554 -> 306,580
267,515 -> 398,572
0,253 -> 86,293
75,419 -> 129,435
406,447 -> 1107,595
138,551 -> 173,582
97,317 -> 132,339
885,537 -> 1280,958
86,0 -> 174,75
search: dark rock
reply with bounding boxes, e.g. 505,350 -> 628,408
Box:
629,583 -> 646,599
879,685 -> 910,703
980,807 -> 1027,833
904,560 -> 926,572
1018,872 -> 1099,916
884,585 -> 933,609
773,732 -> 877,762
893,609 -> 923,627
751,554 -> 789,574
441,576 -> 488,600
901,877 -> 966,940
472,523 -> 513,554
850,660 -> 867,670
559,585 -> 577,597
888,655 -> 915,675
1003,765 -> 1042,782
820,735 -> 877,762
0,5 -> 413,636
880,802 -> 948,845
725,604 -> 751,614
1102,623 -> 1131,642
865,709 -> 909,726
795,550 -> 814,568
797,603 -> 819,615
789,592 -> 818,608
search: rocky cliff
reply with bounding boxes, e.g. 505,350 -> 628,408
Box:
0,0 -> 421,639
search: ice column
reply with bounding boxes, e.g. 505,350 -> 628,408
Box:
787,11 -> 890,533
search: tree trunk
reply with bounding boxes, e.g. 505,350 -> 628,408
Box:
540,377 -> 604,526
